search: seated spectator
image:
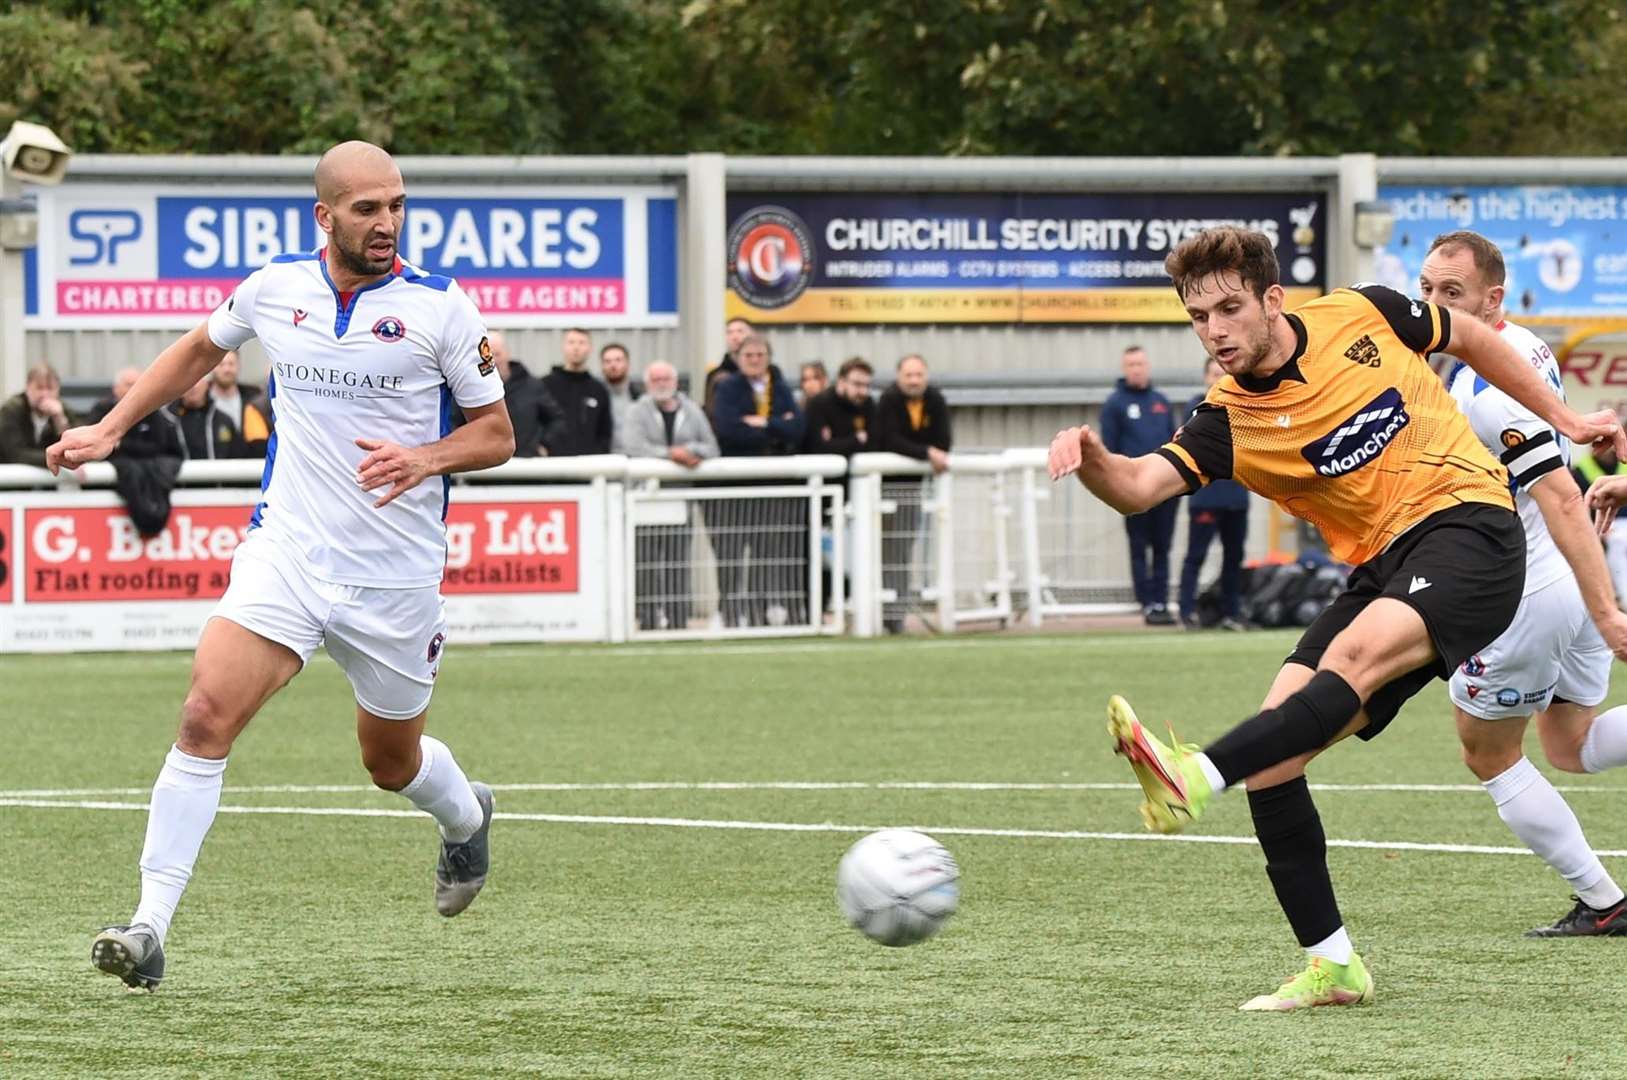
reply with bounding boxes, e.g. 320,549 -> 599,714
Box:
208,351 -> 270,458
711,335 -> 808,628
799,360 -> 829,406
802,357 -> 875,457
0,363 -> 76,467
623,361 -> 719,631
166,376 -> 246,460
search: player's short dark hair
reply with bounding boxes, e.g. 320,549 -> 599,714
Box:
600,342 -> 629,358
838,357 -> 873,379
1165,227 -> 1280,303
1428,230 -> 1507,288
1122,344 -> 1146,357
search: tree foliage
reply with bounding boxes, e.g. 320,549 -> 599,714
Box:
5,0 -> 1625,156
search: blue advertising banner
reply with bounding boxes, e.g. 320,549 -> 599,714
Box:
27,184 -> 679,327
725,192 -> 1327,323
1375,185 -> 1627,317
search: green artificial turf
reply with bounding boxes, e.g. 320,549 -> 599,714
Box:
3,631 -> 1625,1078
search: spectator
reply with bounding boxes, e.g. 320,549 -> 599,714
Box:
623,361 -> 719,631
1178,356 -> 1249,630
540,327 -> 611,456
704,316 -> 755,418
208,351 -> 270,458
712,334 -> 807,627
465,331 -> 565,458
166,376 -> 246,460
802,357 -> 875,457
798,360 -> 829,406
0,363 -> 76,468
1575,441 -> 1627,608
1100,344 -> 1178,626
600,341 -> 643,451
91,366 -> 143,422
874,354 -> 952,633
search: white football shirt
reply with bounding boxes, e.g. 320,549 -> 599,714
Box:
1447,319 -> 1570,595
207,251 -> 503,588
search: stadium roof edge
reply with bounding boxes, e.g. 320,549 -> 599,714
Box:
65,155 -> 692,181
1380,158 -> 1627,183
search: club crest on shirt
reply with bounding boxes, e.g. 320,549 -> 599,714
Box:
427,631 -> 445,664
372,316 -> 407,343
1500,428 -> 1526,449
477,335 -> 495,377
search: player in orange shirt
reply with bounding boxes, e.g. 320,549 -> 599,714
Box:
1049,227 -> 1626,1010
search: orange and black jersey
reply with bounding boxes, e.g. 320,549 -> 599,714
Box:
1157,285 -> 1513,566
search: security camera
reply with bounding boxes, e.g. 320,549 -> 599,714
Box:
1,121 -> 72,185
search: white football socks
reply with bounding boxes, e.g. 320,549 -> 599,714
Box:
399,735 -> 484,842
131,745 -> 227,945
1484,756 -> 1624,910
1580,705 -> 1627,774
1305,925 -> 1353,966
1193,752 -> 1227,795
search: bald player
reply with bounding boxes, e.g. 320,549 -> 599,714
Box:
49,140 -> 515,991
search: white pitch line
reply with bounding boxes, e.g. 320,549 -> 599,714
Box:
2,797 -> 1625,858
8,779 -> 1627,799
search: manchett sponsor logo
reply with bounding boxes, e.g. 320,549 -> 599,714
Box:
1300,388 -> 1411,477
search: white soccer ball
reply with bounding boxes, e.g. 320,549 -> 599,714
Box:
836,829 -> 960,947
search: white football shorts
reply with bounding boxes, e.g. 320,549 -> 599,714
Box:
212,533 -> 447,720
1450,572 -> 1611,721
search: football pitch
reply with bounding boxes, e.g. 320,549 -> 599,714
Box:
4,630 -> 1626,1079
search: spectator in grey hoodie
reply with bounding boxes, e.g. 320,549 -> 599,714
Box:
623,362 -> 718,631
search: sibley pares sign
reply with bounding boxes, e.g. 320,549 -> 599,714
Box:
25,184 -> 679,328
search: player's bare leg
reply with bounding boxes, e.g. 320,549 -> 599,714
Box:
358,707 -> 492,916
92,617 -> 301,990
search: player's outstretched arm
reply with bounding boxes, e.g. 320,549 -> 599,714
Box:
1529,469 -> 1627,660
356,401 -> 515,509
1451,316 -> 1627,459
1047,424 -> 1187,515
45,322 -> 227,474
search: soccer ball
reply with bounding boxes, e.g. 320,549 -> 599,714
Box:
836,829 -> 960,947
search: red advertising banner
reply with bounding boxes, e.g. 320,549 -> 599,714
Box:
0,507 -> 13,601
23,505 -> 252,602
442,501 -> 579,594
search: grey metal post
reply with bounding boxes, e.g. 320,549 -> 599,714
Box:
1335,153 -> 1379,289
0,171 -> 25,398
682,153 -> 726,394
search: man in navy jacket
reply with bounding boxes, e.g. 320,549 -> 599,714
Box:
711,335 -> 808,627
1177,356 -> 1250,629
1100,345 -> 1178,624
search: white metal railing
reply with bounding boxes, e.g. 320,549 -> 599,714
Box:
1,451 -> 1149,644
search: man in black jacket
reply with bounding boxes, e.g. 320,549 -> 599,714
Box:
540,328 -> 611,456
712,334 -> 808,627
802,357 -> 876,457
166,376 -> 245,460
875,354 -> 952,633
465,331 -> 563,458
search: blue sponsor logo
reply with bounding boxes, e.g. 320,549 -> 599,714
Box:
68,209 -> 143,266
1496,688 -> 1522,708
1301,388 -> 1411,477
